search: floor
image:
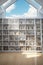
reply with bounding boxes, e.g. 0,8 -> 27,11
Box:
0,52 -> 43,65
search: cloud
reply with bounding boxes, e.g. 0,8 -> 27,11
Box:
6,4 -> 15,13
24,5 -> 37,17
6,5 -> 37,18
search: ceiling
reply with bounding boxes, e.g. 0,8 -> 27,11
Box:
0,0 -> 8,5
35,0 -> 43,6
0,0 -> 43,7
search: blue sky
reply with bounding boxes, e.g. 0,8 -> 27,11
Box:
6,0 -> 30,17
5,0 -> 40,18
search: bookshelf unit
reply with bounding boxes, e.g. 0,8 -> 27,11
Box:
0,18 -> 43,52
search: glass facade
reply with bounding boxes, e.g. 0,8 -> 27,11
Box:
0,18 -> 43,52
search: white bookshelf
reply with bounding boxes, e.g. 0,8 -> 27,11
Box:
0,18 -> 43,52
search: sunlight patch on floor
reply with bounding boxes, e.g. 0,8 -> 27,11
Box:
22,51 -> 41,58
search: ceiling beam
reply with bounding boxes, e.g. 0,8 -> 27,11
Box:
0,0 -> 8,5
2,0 -> 17,9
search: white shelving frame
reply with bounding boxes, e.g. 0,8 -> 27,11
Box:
0,18 -> 43,52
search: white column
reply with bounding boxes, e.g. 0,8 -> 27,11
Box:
0,6 -> 6,18
40,19 -> 42,53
